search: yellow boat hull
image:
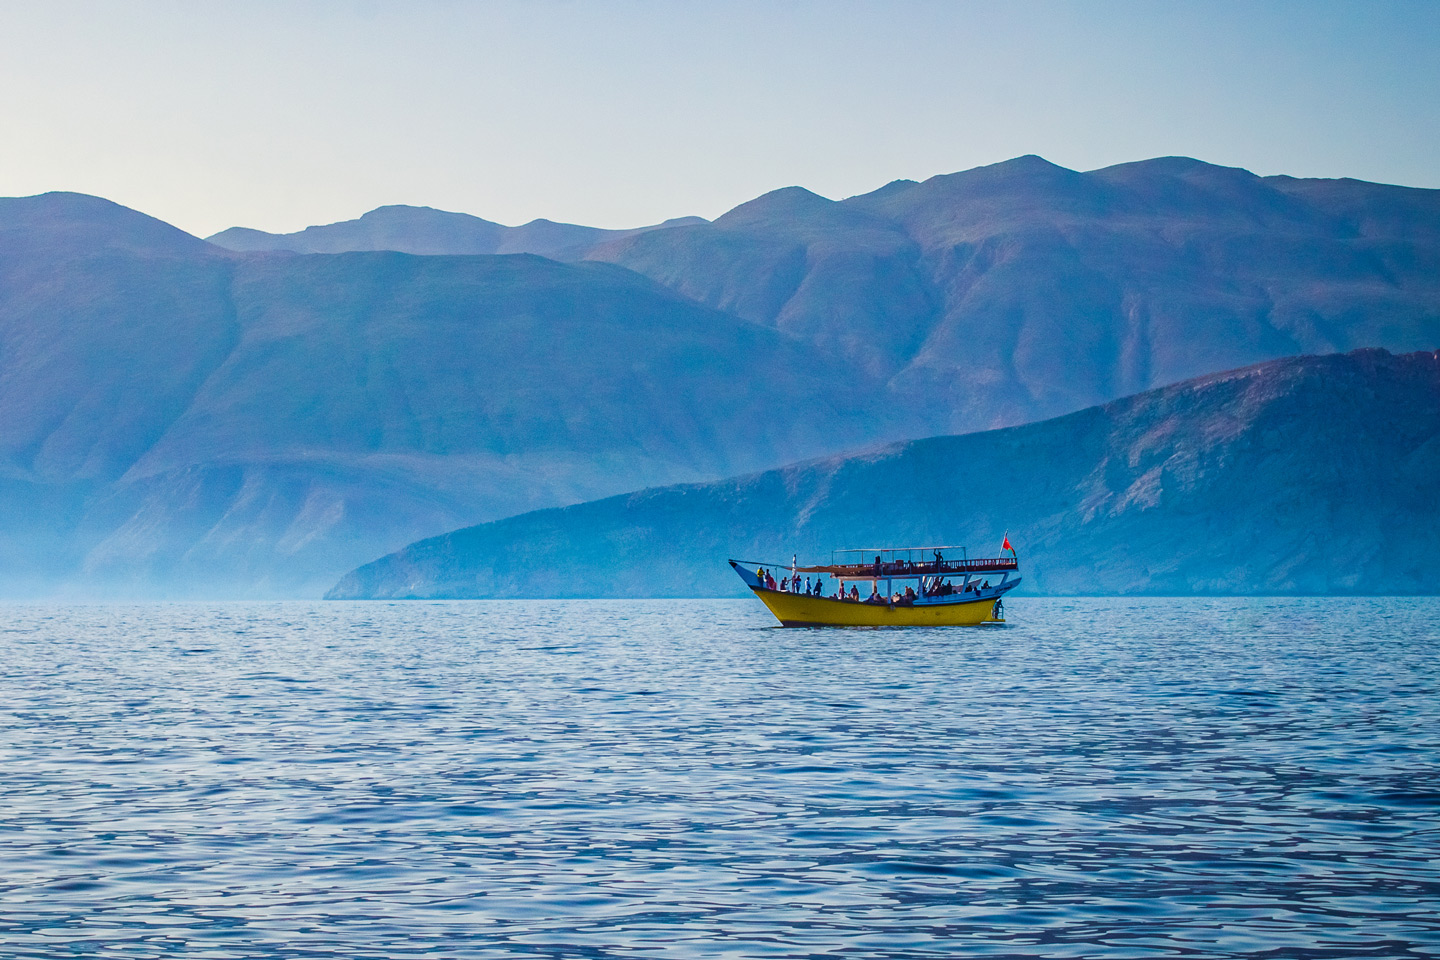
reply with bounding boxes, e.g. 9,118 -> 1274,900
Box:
752,588 -> 1003,627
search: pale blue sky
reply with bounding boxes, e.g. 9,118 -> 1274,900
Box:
2,0 -> 1436,236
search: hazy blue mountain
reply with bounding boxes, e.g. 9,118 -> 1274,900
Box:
328,349 -> 1440,599
6,153 -> 1440,598
586,156 -> 1440,436
208,204 -> 708,259
0,193 -> 885,596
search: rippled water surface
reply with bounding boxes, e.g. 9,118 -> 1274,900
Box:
1,598 -> 1438,958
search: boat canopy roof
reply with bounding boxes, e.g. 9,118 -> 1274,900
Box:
745,544 -> 1018,581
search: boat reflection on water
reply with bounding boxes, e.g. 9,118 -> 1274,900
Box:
730,541 -> 1021,627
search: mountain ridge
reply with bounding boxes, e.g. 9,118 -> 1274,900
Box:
585,155 -> 1440,437
327,349 -> 1440,600
207,204 -> 709,260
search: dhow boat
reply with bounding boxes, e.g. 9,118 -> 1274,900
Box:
730,541 -> 1021,627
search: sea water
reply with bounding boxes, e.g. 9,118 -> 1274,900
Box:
0,598 -> 1436,959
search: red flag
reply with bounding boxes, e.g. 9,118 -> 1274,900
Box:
1001,535 -> 1013,553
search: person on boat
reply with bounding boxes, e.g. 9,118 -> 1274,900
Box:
850,585 -> 860,601
933,549 -> 943,572
903,586 -> 916,604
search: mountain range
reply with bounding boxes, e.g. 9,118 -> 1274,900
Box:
218,155 -> 1440,436
328,349 -> 1440,599
0,194 -> 882,596
1,155 -> 1437,596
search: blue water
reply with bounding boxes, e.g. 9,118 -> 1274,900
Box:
0,598 -> 1437,959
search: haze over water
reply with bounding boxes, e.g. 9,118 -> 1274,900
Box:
1,598 -> 1437,958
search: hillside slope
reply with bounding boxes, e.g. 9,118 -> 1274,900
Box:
328,349 -> 1440,599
